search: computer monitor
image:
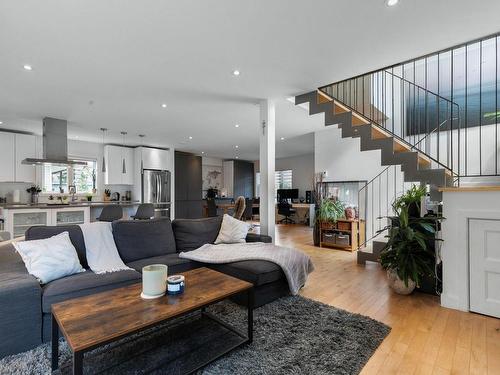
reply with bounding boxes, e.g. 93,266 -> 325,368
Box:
277,189 -> 299,202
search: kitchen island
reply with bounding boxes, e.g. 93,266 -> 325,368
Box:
0,201 -> 140,239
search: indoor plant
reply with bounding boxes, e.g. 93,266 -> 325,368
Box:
26,185 -> 42,204
317,199 -> 345,229
379,198 -> 442,295
393,184 -> 427,218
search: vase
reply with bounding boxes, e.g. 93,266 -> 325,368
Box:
31,193 -> 39,205
387,269 -> 416,295
345,207 -> 355,220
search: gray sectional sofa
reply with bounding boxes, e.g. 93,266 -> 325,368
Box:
0,217 -> 289,359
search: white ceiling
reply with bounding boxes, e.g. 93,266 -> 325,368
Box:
1,0 -> 499,160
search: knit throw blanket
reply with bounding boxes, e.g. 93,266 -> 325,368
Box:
179,242 -> 314,294
79,222 -> 131,274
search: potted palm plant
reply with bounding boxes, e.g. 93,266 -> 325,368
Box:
379,187 -> 442,295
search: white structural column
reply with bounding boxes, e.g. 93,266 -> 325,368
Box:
259,99 -> 276,241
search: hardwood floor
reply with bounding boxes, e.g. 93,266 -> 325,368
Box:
272,224 -> 500,375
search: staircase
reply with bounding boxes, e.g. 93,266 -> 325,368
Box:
296,69 -> 460,255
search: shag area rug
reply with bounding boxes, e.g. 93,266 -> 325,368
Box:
0,296 -> 390,375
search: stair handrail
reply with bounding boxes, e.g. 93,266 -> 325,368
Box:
319,70 -> 461,175
320,70 -> 460,110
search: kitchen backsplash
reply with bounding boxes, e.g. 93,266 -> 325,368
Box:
0,182 -> 33,203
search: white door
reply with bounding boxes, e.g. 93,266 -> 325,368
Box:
15,134 -> 37,183
469,219 -> 500,318
0,132 -> 15,182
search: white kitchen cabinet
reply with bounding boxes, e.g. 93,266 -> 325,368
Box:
15,133 -> 37,183
0,132 -> 37,183
4,208 -> 51,238
0,132 -> 15,181
2,206 -> 91,238
52,207 -> 90,226
104,145 -> 134,185
122,147 -> 134,185
136,147 -> 170,171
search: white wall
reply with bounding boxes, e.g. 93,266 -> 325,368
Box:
254,153 -> 314,199
314,126 -> 385,181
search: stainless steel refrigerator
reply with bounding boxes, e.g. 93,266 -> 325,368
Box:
142,169 -> 171,218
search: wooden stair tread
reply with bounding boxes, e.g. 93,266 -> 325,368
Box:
314,90 -> 453,176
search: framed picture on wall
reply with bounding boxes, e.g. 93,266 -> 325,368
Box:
202,165 -> 222,196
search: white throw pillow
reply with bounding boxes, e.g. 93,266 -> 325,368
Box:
215,214 -> 250,244
13,231 -> 85,284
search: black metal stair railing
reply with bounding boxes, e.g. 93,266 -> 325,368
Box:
319,70 -> 461,175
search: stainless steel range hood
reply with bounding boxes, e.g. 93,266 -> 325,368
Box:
22,117 -> 87,166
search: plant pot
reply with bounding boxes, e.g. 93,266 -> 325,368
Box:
407,202 -> 421,218
313,221 -> 320,247
386,269 -> 416,295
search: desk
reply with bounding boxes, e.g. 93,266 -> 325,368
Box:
203,202 -> 315,227
276,203 -> 315,227
203,203 -> 258,217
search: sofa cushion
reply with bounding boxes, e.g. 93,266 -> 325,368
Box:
25,225 -> 88,268
41,269 -> 141,313
126,254 -> 199,274
172,217 -> 222,252
112,218 -> 177,263
207,260 -> 285,286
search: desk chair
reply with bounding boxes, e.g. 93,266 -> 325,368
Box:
243,198 -> 253,221
206,198 -> 218,217
278,201 -> 296,224
233,196 -> 246,220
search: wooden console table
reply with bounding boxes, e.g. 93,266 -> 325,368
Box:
319,219 -> 365,252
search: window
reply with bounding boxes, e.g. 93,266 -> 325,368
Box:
255,169 -> 293,200
42,159 -> 96,194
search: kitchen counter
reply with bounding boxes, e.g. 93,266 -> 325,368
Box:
0,201 -> 141,209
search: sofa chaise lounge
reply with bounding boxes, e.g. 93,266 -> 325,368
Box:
0,217 -> 289,358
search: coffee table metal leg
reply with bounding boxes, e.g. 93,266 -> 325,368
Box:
247,288 -> 254,343
51,313 -> 59,371
73,351 -> 83,375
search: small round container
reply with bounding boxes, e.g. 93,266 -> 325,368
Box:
167,275 -> 185,295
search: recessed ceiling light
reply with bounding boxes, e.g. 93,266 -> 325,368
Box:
0,121 -> 3,125
161,103 -> 167,108
235,145 -> 239,149
188,136 -> 193,140
23,64 -> 33,71
201,151 -> 205,154
232,70 -> 240,76
280,137 -> 285,141
235,156 -> 239,159
234,124 -> 240,128
386,0 -> 399,6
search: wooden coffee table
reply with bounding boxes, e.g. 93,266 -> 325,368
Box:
51,267 -> 254,375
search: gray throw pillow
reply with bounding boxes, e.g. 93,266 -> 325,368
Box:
172,217 -> 222,252
112,218 -> 177,263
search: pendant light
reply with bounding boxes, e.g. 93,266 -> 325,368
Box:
139,134 -> 145,171
100,128 -> 107,173
121,131 -> 127,174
